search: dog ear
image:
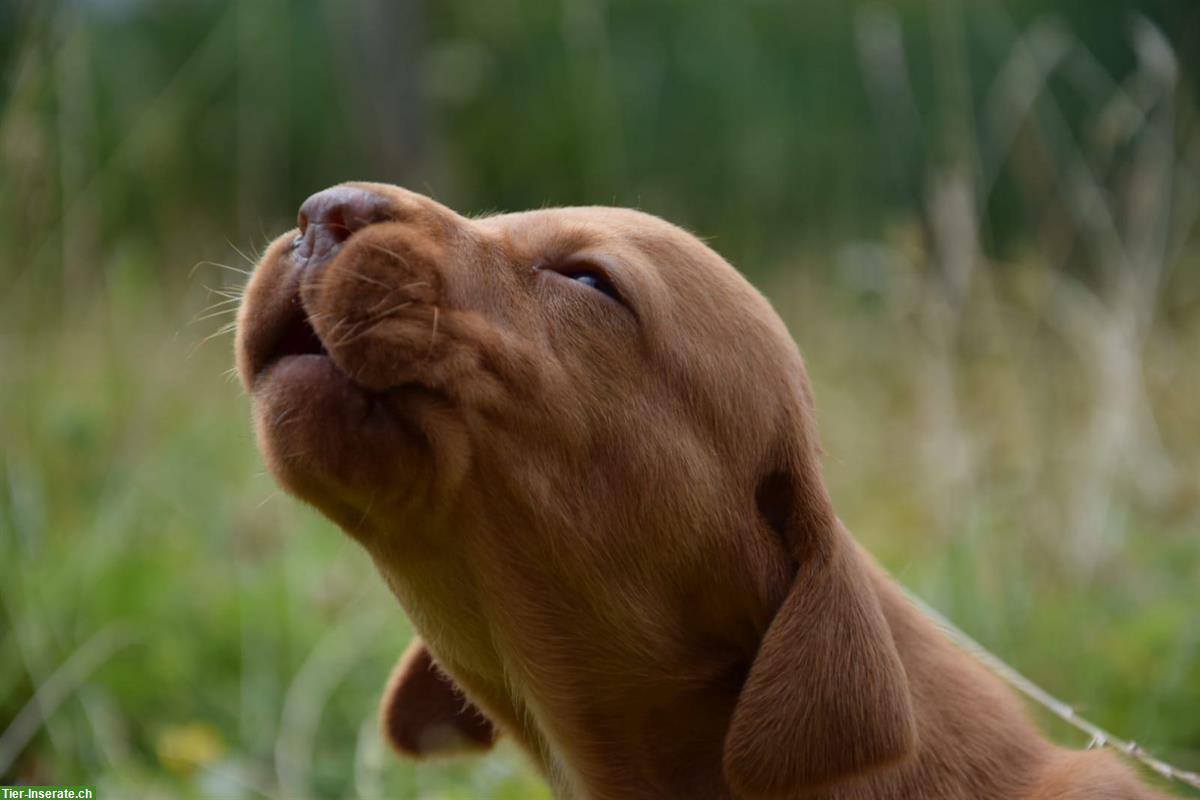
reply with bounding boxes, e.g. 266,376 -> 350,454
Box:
723,439 -> 916,796
380,638 -> 498,758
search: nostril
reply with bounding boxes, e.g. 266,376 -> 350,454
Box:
323,206 -> 353,245
296,185 -> 389,264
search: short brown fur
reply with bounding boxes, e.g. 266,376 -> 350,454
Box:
237,183 -> 1171,799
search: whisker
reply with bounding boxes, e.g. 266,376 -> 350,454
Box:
333,304 -> 416,349
257,219 -> 272,255
202,284 -> 245,301
198,295 -> 243,309
304,310 -> 333,333
363,293 -> 394,316
425,306 -> 440,360
344,271 -> 394,292
227,238 -> 261,268
331,319 -> 373,349
323,317 -> 352,347
190,321 -> 240,356
192,297 -> 243,318
255,491 -> 281,510
190,259 -> 254,280
365,242 -> 415,269
192,305 -> 242,323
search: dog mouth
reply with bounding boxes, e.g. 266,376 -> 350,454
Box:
237,216 -> 455,402
240,286 -> 335,390
272,296 -> 328,364
241,275 -> 442,406
237,246 -> 376,400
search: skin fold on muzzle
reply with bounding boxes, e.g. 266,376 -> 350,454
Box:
235,183 -> 1170,800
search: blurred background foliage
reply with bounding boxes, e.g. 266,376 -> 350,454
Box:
1,0 -> 1198,797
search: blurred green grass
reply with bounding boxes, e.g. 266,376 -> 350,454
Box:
2,0 -> 1199,797
0,287 -> 551,799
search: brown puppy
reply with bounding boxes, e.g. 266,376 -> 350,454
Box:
236,183 -> 1170,799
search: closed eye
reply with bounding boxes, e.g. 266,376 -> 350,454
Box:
561,269 -> 620,301
538,257 -> 636,318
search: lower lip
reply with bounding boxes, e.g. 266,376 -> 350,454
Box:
257,352 -> 340,389
256,352 -> 432,404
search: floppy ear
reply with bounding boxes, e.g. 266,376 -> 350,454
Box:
724,441 -> 916,796
380,638 -> 498,758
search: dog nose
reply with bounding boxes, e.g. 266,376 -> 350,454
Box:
296,185 -> 388,264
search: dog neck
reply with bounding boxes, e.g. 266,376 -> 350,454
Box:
371,504 -> 1056,799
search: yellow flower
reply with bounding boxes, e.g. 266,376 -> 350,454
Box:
155,721 -> 226,775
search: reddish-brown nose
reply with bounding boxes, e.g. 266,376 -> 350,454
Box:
296,185 -> 388,264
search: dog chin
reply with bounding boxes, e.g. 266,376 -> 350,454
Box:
252,353 -> 431,532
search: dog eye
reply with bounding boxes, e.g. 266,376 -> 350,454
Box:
562,270 -> 620,301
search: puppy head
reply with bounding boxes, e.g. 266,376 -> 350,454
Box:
237,182 -> 914,793
236,181 -> 790,547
